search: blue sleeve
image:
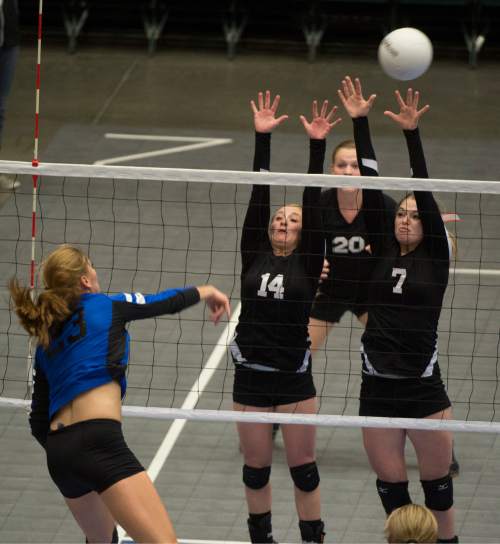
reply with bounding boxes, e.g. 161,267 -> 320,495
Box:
110,288 -> 188,305
109,287 -> 201,323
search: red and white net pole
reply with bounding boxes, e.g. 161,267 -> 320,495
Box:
28,0 -> 44,391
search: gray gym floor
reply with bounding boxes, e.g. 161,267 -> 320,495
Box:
0,44 -> 499,543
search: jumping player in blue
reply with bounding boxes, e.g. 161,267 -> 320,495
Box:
10,244 -> 230,544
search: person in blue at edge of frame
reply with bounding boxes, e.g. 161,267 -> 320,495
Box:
10,244 -> 231,543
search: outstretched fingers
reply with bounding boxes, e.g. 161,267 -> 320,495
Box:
325,104 -> 338,122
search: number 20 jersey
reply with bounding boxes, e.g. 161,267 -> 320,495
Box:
318,189 -> 396,303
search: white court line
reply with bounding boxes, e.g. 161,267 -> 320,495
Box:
147,303 -> 240,480
118,303 -> 241,543
92,61 -> 139,125
94,135 -> 233,165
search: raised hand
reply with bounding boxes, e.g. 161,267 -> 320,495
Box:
384,89 -> 430,130
250,90 -> 289,133
299,100 -> 342,140
338,76 -> 376,118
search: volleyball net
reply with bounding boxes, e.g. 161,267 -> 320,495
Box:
0,160 -> 499,433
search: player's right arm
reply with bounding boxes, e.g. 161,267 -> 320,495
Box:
241,91 -> 288,273
111,285 -> 230,325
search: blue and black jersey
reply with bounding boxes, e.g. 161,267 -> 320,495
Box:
30,287 -> 200,447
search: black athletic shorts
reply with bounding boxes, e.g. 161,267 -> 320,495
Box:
310,291 -> 367,324
233,366 -> 316,407
359,371 -> 451,419
46,418 -> 144,498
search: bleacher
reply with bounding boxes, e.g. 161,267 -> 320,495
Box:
18,1 -> 500,65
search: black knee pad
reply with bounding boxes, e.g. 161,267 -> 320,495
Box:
421,474 -> 454,511
243,464 -> 271,490
290,462 -> 320,492
376,479 -> 412,515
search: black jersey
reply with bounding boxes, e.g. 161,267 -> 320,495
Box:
1,0 -> 20,47
231,133 -> 324,372
318,188 -> 396,302
354,117 -> 450,378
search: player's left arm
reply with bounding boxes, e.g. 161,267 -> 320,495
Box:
386,89 -> 449,261
29,356 -> 50,449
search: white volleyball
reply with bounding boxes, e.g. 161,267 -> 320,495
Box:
378,27 -> 433,81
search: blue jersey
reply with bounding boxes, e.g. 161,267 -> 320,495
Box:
30,287 -> 200,444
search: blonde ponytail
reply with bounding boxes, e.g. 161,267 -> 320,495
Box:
9,245 -> 90,348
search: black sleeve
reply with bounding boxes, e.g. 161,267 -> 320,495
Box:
404,128 -> 449,261
113,287 -> 200,322
353,117 -> 389,255
29,363 -> 50,450
404,127 -> 429,179
241,132 -> 272,273
307,138 -> 325,175
299,138 -> 326,279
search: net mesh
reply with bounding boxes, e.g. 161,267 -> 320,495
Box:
0,162 -> 499,430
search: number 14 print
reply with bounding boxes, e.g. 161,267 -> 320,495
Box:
257,273 -> 284,299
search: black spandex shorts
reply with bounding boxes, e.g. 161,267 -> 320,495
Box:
46,418 -> 144,498
310,291 -> 367,324
359,371 -> 451,419
233,366 -> 316,407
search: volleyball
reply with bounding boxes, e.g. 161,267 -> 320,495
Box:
378,27 -> 433,80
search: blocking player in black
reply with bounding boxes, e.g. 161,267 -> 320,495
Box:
342,76 -> 458,543
231,91 -> 340,544
308,76 -> 459,481
10,244 -> 230,544
308,139 -> 396,350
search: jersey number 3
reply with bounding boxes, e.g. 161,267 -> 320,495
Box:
257,273 -> 284,299
392,268 -> 407,294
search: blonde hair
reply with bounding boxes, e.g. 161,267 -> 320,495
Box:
9,245 -> 90,348
331,139 -> 355,164
385,504 -> 438,543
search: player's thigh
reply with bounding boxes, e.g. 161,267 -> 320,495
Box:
408,407 -> 453,480
235,402 -> 274,466
363,427 -> 408,481
100,471 -> 176,544
308,318 -> 334,352
278,397 -> 317,466
65,491 -> 115,542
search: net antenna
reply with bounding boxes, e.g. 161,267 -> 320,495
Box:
25,0 -> 45,395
